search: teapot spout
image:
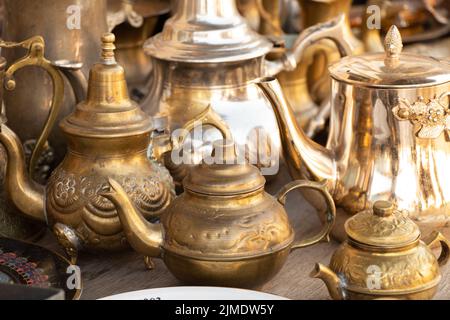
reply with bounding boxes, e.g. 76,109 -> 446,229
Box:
0,124 -> 45,222
311,263 -> 345,300
257,78 -> 337,192
101,178 -> 163,258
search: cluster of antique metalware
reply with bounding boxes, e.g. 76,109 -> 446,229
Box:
0,0 -> 449,300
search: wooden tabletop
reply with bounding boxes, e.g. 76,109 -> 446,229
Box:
38,167 -> 450,300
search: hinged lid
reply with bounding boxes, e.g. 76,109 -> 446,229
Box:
61,33 -> 152,138
329,25 -> 450,88
345,201 -> 421,249
143,0 -> 273,63
183,140 -> 266,196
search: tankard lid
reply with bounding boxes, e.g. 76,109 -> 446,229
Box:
143,0 -> 273,63
345,201 -> 421,249
329,26 -> 450,88
183,140 -> 266,196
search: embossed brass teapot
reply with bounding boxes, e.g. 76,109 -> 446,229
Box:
258,26 -> 450,240
312,201 -> 450,300
0,34 -> 180,259
140,0 -> 353,182
102,140 -> 336,288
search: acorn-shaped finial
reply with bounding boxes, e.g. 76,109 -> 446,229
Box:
101,33 -> 116,63
384,26 -> 403,58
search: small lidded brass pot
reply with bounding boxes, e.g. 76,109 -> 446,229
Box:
102,140 -> 336,289
312,201 -> 450,300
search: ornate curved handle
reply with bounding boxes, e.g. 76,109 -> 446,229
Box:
265,14 -> 354,77
171,105 -> 233,150
107,0 -> 144,31
276,180 -> 336,250
0,36 -> 65,177
424,231 -> 450,267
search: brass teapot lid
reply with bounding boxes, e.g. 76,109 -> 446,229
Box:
345,201 -> 421,249
143,0 -> 273,63
329,25 -> 450,88
183,140 -> 266,196
61,33 -> 152,138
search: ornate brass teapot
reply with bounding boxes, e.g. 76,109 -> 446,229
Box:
140,0 -> 353,182
0,34 -> 178,259
257,26 -> 450,240
312,201 -> 450,300
102,140 -> 336,288
2,0 -> 110,181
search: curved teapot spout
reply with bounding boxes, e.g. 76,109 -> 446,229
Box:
0,125 -> 45,222
311,263 -> 345,300
257,78 -> 337,192
101,178 -> 163,258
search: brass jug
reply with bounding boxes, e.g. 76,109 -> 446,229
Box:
0,36 -> 67,240
109,0 -> 170,98
312,201 -> 450,300
257,26 -> 450,241
2,0 -> 109,181
101,140 -> 336,289
140,0 -> 353,184
277,0 -> 365,137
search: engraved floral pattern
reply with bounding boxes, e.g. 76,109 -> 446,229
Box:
392,94 -> 450,139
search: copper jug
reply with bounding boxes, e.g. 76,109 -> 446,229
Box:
1,0 -> 109,182
140,0 -> 353,184
257,26 -> 450,241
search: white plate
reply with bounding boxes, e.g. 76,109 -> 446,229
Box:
99,287 -> 288,300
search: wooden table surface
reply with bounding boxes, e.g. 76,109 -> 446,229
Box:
38,167 -> 450,300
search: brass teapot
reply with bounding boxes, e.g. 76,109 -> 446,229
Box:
312,201 -> 450,300
102,140 -> 336,288
140,0 -> 353,183
257,26 -> 450,240
0,34 -> 179,259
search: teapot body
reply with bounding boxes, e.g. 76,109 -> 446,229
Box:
46,134 -> 175,252
328,240 -> 441,300
328,79 -> 450,237
160,189 -> 294,288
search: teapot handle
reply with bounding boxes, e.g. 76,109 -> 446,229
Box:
264,15 -> 353,137
276,180 -> 336,250
0,36 -> 65,177
424,231 -> 450,267
168,105 -> 233,149
107,0 -> 144,31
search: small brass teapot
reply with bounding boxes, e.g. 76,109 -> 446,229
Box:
312,201 -> 450,300
102,140 -> 336,288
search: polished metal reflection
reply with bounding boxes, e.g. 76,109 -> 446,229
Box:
141,0 -> 353,185
258,26 -> 450,240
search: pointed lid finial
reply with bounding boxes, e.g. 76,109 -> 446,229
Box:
384,25 -> 403,59
101,33 -> 116,64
